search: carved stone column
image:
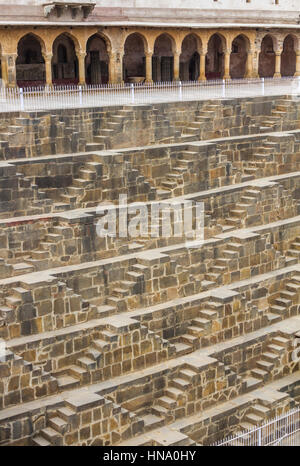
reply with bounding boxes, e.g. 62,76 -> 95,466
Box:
223,49 -> 231,80
245,50 -> 254,78
198,51 -> 207,81
1,53 -> 17,87
43,53 -> 53,86
274,50 -> 282,78
145,51 -> 153,83
173,51 -> 180,81
77,51 -> 86,85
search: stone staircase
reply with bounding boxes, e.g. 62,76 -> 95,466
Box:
102,262 -> 149,314
259,98 -> 292,133
175,301 -> 223,353
236,402 -> 273,439
60,161 -> 103,208
250,336 -> 290,385
269,274 -> 300,318
151,366 -> 199,420
225,188 -> 261,228
158,149 -> 199,197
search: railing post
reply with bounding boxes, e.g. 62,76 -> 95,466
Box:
261,77 -> 265,96
222,79 -> 225,98
130,83 -> 135,104
178,81 -> 182,101
19,87 -> 24,111
79,85 -> 82,106
258,425 -> 262,446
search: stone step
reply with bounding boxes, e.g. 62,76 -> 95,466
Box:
140,414 -> 165,432
261,352 -> 278,363
286,282 -> 300,292
77,356 -> 97,371
112,287 -> 130,298
244,412 -> 264,426
93,338 -> 110,352
31,250 -> 50,260
151,405 -> 170,418
68,365 -> 87,380
45,233 -> 62,243
280,290 -> 297,300
86,348 -> 102,361
256,359 -> 274,372
199,309 -> 218,319
251,368 -> 269,382
286,249 -> 300,258
99,329 -> 119,343
265,313 -> 281,324
173,342 -> 193,356
32,435 -> 51,447
56,375 -> 80,390
156,396 -> 176,410
179,368 -> 198,382
165,386 -> 185,400
80,169 -> 97,181
12,262 -> 34,275
226,218 -> 241,227
274,297 -> 292,307
68,186 -> 84,196
170,377 -> 191,390
48,416 -> 69,435
244,376 -> 262,392
268,344 -> 285,355
192,317 -> 211,330
39,427 -> 62,445
73,178 -> 91,188
187,325 -> 205,336
272,336 -> 290,347
97,304 -> 116,318
271,304 -> 288,315
56,406 -> 76,423
251,404 -> 270,418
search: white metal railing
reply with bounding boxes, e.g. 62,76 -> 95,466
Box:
213,406 -> 300,446
0,77 -> 299,113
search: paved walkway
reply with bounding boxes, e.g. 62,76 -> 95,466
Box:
1,77 -> 300,112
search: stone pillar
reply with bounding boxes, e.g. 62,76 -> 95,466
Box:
245,51 -> 254,78
108,51 -> 116,83
173,51 -> 180,81
223,50 -> 231,80
109,50 -> 123,84
274,50 -> 282,78
198,52 -> 207,81
1,53 -> 17,87
145,51 -> 153,83
252,50 -> 259,78
295,51 -> 300,77
43,53 -> 53,86
77,51 -> 86,85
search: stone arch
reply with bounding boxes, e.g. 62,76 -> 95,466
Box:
180,34 -> 201,81
230,34 -> 250,79
16,33 -> 46,87
85,33 -> 109,85
206,33 -> 226,80
52,33 -> 79,85
281,34 -> 297,77
258,34 -> 276,78
152,33 -> 176,82
123,33 -> 146,83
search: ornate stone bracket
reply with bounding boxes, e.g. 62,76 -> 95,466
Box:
43,1 -> 95,19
